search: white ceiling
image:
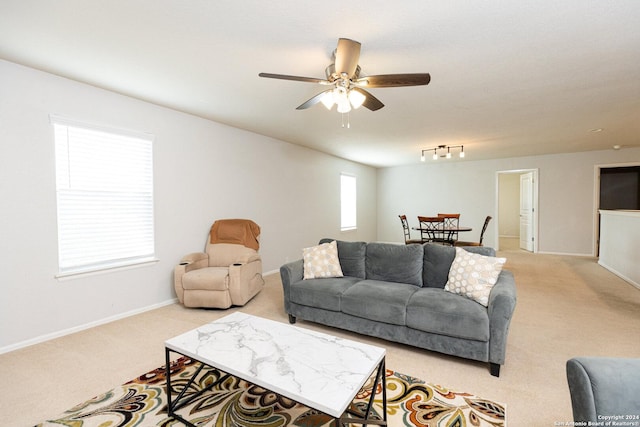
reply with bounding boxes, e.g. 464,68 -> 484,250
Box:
1,1 -> 639,167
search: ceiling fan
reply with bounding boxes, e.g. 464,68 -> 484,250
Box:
259,38 -> 431,113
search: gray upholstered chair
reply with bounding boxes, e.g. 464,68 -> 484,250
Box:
566,357 -> 640,423
174,219 -> 264,308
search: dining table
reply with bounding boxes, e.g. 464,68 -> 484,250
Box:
412,225 -> 473,233
412,225 -> 473,244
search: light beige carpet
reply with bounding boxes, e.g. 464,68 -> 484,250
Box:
1,241 -> 640,426
35,355 -> 506,426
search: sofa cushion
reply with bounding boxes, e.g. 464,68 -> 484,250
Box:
341,280 -> 419,325
406,288 -> 490,341
423,243 -> 496,288
303,240 -> 343,279
445,247 -> 506,306
290,276 -> 361,311
319,238 -> 366,278
365,242 -> 424,286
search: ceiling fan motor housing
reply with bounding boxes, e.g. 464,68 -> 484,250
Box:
325,63 -> 361,83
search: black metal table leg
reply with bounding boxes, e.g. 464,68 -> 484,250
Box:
337,357 -> 387,426
165,347 -> 230,427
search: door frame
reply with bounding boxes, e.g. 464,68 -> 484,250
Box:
495,169 -> 539,252
593,161 -> 640,257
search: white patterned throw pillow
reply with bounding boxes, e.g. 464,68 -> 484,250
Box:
445,247 -> 506,306
302,240 -> 344,280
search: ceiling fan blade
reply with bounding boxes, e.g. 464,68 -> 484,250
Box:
356,73 -> 431,88
259,72 -> 329,84
334,38 -> 361,79
296,89 -> 333,110
352,87 -> 384,111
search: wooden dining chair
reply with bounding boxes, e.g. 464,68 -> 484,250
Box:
455,215 -> 492,246
417,216 -> 446,244
438,213 -> 460,245
398,215 -> 422,244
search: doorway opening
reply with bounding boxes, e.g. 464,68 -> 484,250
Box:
496,169 -> 539,252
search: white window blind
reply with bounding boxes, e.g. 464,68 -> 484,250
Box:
340,173 -> 357,231
51,116 -> 155,276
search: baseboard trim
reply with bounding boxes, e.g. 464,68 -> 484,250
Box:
536,251 -> 595,257
0,298 -> 178,355
3,271 -> 284,355
598,261 -> 640,290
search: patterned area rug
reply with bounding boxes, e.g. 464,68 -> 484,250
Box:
35,356 -> 505,426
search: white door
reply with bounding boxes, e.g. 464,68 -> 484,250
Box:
520,172 -> 534,251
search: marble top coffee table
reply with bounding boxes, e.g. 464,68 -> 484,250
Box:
164,311 -> 387,426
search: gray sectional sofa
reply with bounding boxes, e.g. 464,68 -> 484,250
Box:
279,239 -> 517,376
566,357 -> 640,423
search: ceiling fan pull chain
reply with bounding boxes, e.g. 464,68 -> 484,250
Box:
341,112 -> 351,128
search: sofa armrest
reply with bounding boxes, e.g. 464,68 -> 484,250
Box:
567,357 -> 640,423
487,269 -> 517,366
280,259 -> 304,312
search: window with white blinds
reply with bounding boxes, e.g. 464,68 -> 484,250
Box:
51,116 -> 155,276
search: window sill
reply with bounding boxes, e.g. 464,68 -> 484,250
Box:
55,258 -> 159,281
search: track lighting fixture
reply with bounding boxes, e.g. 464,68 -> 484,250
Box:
420,145 -> 465,161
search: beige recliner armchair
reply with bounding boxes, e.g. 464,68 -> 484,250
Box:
174,219 -> 264,308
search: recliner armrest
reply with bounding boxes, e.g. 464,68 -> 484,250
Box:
228,257 -> 264,305
230,253 -> 261,265
179,252 -> 209,270
174,252 -> 209,303
228,255 -> 261,269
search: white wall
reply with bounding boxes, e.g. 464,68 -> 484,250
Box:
598,210 -> 640,288
0,60 -> 377,351
2,58 -> 638,352
377,149 -> 640,255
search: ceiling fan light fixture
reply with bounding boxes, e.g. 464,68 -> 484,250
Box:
332,87 -> 345,102
320,92 -> 335,110
332,87 -> 352,113
259,38 -> 431,123
337,100 -> 351,113
348,89 -> 366,109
